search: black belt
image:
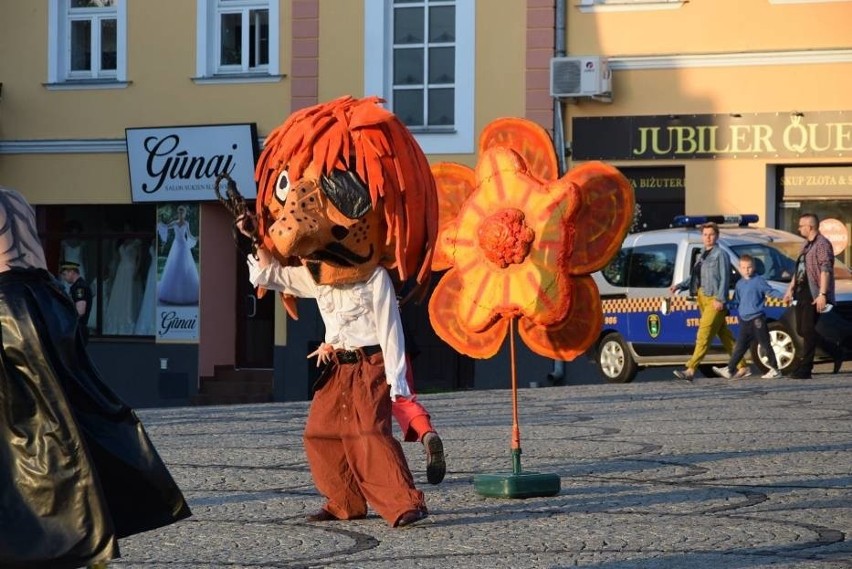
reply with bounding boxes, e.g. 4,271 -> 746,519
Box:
335,345 -> 381,364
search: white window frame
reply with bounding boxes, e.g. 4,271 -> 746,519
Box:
365,0 -> 475,155
196,0 -> 281,83
48,0 -> 128,86
578,0 -> 686,12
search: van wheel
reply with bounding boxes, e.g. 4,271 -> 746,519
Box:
597,333 -> 638,383
751,321 -> 801,374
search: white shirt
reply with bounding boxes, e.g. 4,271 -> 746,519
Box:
248,257 -> 411,400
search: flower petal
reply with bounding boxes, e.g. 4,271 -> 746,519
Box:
479,118 -> 559,182
564,162 -> 635,275
428,269 -> 509,358
518,275 -> 603,360
431,162 -> 476,271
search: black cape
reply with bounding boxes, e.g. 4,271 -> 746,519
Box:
0,269 -> 191,569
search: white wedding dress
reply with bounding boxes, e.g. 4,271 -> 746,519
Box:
134,242 -> 157,335
103,239 -> 143,335
157,221 -> 199,305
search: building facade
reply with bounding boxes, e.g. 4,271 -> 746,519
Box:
1,0 -> 849,406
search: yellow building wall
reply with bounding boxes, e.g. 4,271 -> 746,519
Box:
318,1 -> 364,100
563,0 -> 852,222
314,0 -> 528,168
1,154 -> 129,204
569,0 -> 852,55
0,0 -> 295,206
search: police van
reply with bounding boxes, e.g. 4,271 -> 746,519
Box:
592,214 -> 852,383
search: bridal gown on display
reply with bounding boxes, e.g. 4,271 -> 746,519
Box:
134,243 -> 157,335
158,221 -> 199,305
103,239 -> 143,335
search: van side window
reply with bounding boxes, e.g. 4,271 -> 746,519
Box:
627,244 -> 677,288
602,247 -> 630,286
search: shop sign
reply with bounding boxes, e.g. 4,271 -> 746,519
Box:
126,124 -> 259,202
780,166 -> 852,198
572,111 -> 852,161
619,166 -> 685,199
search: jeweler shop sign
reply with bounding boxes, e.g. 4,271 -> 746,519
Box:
572,111 -> 852,161
126,123 -> 259,202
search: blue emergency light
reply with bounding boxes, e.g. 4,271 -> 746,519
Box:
672,214 -> 759,227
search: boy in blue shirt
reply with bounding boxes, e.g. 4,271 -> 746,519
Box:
714,254 -> 786,379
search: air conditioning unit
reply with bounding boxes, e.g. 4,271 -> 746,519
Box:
550,56 -> 612,101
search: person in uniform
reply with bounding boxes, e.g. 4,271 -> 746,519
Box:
60,260 -> 93,344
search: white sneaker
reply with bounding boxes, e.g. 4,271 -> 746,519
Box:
712,366 -> 732,379
762,368 -> 781,379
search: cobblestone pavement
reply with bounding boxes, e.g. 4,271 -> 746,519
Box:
112,370 -> 851,569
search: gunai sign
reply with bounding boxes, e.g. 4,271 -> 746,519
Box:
126,124 -> 259,202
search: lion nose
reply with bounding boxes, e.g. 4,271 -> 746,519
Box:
331,225 -> 349,240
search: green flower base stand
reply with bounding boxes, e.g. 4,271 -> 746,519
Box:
474,449 -> 561,498
474,322 -> 561,498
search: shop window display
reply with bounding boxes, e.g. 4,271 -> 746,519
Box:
38,204 -> 157,338
780,201 -> 852,267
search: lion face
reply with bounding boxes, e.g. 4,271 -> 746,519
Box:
262,165 -> 385,285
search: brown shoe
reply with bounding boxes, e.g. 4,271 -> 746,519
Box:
423,432 -> 446,485
396,509 -> 428,528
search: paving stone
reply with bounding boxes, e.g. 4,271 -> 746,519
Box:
110,372 -> 852,568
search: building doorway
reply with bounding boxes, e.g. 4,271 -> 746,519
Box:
235,249 -> 274,368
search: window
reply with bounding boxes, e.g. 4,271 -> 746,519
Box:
628,245 -> 677,288
602,244 -> 677,288
39,205 -> 157,338
48,0 -> 128,86
391,0 -> 456,128
196,0 -> 281,81
365,0 -> 475,154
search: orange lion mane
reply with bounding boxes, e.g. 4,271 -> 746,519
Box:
254,95 -> 438,301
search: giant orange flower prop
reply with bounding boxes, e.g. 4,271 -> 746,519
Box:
428,118 -> 634,360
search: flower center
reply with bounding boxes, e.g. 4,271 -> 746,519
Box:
477,208 -> 535,269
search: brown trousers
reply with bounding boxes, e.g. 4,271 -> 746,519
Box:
303,351 -> 425,526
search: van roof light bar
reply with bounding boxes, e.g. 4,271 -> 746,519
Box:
672,214 -> 760,228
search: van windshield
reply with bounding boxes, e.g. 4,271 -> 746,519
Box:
730,243 -> 852,282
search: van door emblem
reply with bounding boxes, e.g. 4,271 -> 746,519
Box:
648,314 -> 661,338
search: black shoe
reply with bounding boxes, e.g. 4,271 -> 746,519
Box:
396,508 -> 428,528
423,432 -> 446,485
833,354 -> 843,374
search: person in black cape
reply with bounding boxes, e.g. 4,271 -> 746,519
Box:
0,187 -> 191,569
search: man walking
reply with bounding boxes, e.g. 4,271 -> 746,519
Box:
783,213 -> 839,379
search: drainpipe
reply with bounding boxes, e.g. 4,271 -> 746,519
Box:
553,0 -> 567,177
549,0 -> 569,385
